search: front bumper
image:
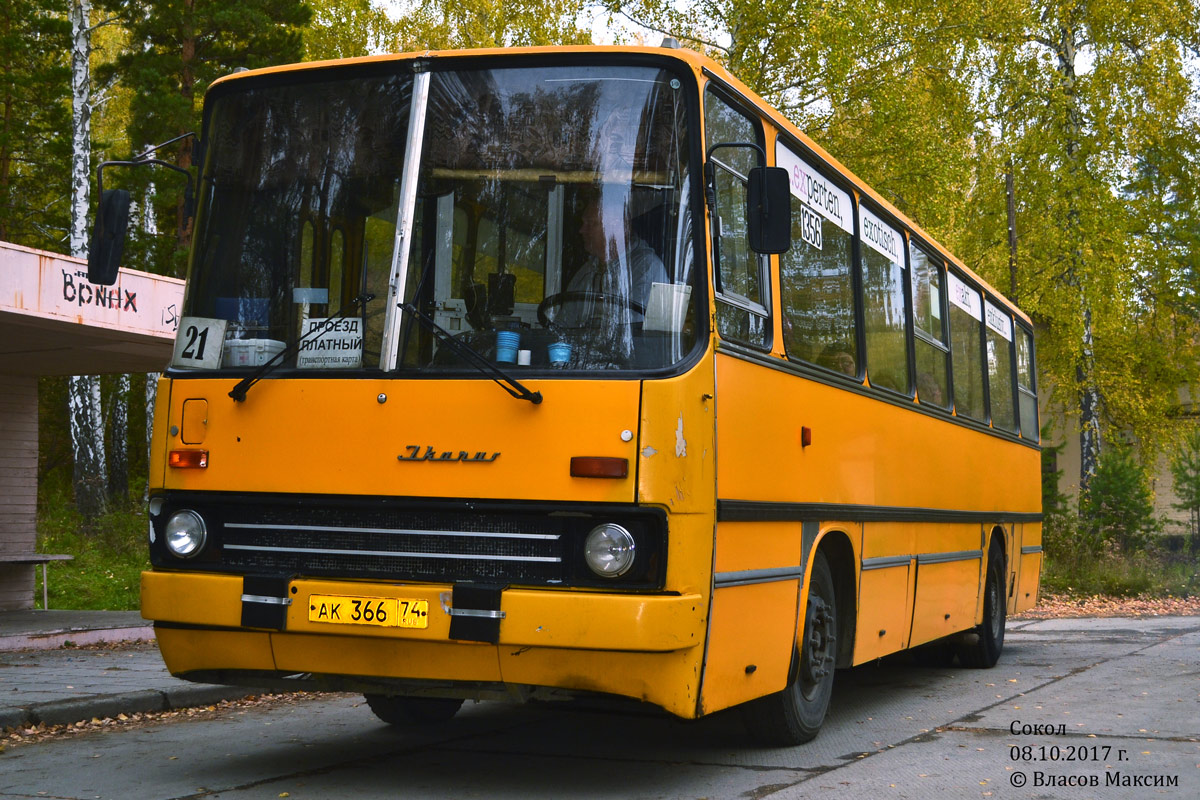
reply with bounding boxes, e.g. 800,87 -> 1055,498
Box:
142,570 -> 704,652
144,570 -> 707,717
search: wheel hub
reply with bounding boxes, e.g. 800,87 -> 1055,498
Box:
800,595 -> 836,688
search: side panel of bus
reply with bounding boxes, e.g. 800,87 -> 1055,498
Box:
709,351 -> 1040,688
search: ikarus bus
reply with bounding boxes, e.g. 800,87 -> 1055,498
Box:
88,43 -> 1043,745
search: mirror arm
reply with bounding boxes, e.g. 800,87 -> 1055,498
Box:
705,141 -> 766,170
94,131 -> 199,234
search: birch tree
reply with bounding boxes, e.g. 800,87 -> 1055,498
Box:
108,373 -> 129,504
975,1 -> 1200,494
68,0 -> 108,519
615,0 -> 1200,497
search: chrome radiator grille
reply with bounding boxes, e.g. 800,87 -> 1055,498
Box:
222,520 -> 564,583
219,507 -> 567,584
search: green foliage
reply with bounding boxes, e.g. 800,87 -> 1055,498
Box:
1041,427 -> 1069,516
390,0 -> 592,50
614,0 -> 1200,478
304,0 -> 596,59
35,484 -> 148,610
305,0 -> 400,60
96,0 -> 312,277
1169,424 -> 1200,536
1078,443 -> 1161,553
0,0 -> 71,249
1042,509 -> 1198,597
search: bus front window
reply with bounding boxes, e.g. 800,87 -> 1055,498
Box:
179,63 -> 698,376
185,73 -> 413,371
397,66 -> 697,372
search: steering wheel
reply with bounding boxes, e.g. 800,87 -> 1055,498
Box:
537,291 -> 647,331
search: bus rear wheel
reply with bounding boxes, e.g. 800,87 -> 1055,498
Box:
955,540 -> 1006,668
741,550 -> 837,746
364,694 -> 464,725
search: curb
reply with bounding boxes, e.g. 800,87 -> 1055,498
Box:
1,684 -> 272,732
0,626 -> 155,652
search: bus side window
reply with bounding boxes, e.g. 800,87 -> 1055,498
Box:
705,87 -> 769,348
1017,326 -> 1039,440
911,245 -> 950,407
985,301 -> 1018,433
776,141 -> 858,378
858,204 -> 909,394
947,271 -> 985,421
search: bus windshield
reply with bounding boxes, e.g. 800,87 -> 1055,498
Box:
182,62 -> 699,375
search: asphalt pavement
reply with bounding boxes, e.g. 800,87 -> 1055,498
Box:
2,613 -> 1197,799
0,610 -> 268,732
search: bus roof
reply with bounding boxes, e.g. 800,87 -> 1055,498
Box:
209,45 -> 1029,326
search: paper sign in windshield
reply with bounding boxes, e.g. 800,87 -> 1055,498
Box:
297,317 -> 363,369
172,317 -> 228,370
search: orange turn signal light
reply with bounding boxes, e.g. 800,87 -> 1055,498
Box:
570,456 -> 628,479
168,449 -> 209,469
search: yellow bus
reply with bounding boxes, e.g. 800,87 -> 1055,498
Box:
104,43 -> 1042,745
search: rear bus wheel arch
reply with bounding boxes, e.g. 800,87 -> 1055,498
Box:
955,532 -> 1007,668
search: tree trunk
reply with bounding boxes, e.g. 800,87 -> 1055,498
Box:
1005,156 -> 1017,303
1053,16 -> 1102,496
108,373 -> 129,504
70,374 -> 107,518
1077,306 -> 1101,490
68,0 -> 90,258
69,0 -> 106,519
144,372 -> 158,502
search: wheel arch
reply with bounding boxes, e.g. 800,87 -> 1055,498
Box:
814,529 -> 857,669
988,524 -> 1008,569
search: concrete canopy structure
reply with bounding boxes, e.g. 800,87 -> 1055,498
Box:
1,240 -> 184,610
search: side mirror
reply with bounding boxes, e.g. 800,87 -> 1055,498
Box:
747,166 -> 791,255
87,188 -> 131,286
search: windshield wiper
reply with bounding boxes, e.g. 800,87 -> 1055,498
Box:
399,303 -> 543,405
228,292 -> 375,402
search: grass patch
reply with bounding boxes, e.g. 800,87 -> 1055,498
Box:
1042,512 -> 1200,598
1042,552 -> 1198,597
35,487 -> 148,611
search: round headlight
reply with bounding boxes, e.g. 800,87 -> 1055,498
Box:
164,510 -> 207,558
584,523 -> 636,577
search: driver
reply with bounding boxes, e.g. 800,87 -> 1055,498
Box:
561,191 -> 668,325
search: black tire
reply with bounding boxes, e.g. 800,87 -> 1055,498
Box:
363,694 -> 464,725
956,540 -> 1006,668
741,550 -> 838,746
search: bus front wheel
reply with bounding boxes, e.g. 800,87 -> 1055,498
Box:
955,540 -> 1006,668
741,550 -> 837,746
364,694 -> 464,725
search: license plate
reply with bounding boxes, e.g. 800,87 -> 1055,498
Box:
308,594 -> 429,629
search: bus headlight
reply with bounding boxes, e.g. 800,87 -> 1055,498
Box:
164,510 -> 207,558
584,523 -> 636,577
